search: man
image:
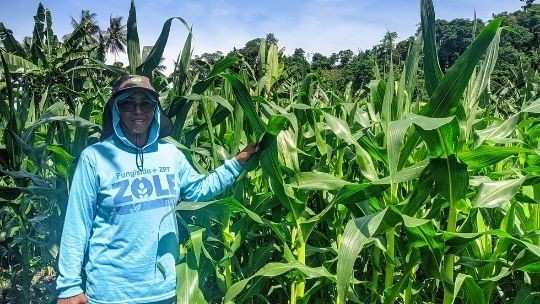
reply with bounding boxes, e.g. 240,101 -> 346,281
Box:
56,75 -> 257,304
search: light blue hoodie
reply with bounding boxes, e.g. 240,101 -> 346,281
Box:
56,95 -> 243,303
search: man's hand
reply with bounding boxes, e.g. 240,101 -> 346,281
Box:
57,293 -> 89,304
235,143 -> 259,165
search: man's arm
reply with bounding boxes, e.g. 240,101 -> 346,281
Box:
56,152 -> 97,299
179,144 -> 258,201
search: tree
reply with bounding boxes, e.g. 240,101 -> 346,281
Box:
236,33 -> 279,69
493,7 -> 540,82
435,18 -> 485,70
329,49 -> 354,68
311,52 -> 332,70
520,0 -> 535,11
192,51 -> 225,78
265,33 -> 278,46
70,10 -> 100,45
395,35 -> 415,64
104,15 -> 127,62
343,51 -> 376,91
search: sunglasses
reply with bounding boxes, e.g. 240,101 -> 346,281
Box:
117,100 -> 157,113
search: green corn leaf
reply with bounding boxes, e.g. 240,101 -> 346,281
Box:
176,230 -> 208,304
387,114 -> 454,183
405,224 -> 445,280
473,177 -> 526,208
458,146 -> 528,170
46,145 -> 75,178
265,44 -> 279,93
73,95 -> 96,157
287,171 -> 352,191
224,261 -> 334,303
521,98 -> 540,113
399,164 -> 435,217
443,230 -> 540,258
382,250 -> 421,304
381,38 -> 394,132
468,28 -> 501,106
257,38 -> 266,79
337,207 -> 413,303
419,17 -> 503,118
176,28 -> 193,91
474,114 -> 519,148
418,119 -> 460,158
186,94 -> 234,113
221,73 -> 265,136
299,74 -> 327,155
0,185 -> 62,200
322,111 -> 358,147
0,170 -> 49,188
323,111 -> 378,181
430,156 -> 469,205
397,34 -> 422,117
298,182 -> 387,242
139,17 -> 191,76
421,0 -> 443,96
514,286 -> 539,304
223,73 -> 303,221
211,55 -> 241,75
331,183 -> 388,206
22,115 -> 100,143
127,0 -> 142,73
375,159 -> 428,185
265,114 -> 288,136
452,274 -> 486,304
455,256 -> 499,268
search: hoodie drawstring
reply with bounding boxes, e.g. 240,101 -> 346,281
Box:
135,133 -> 144,171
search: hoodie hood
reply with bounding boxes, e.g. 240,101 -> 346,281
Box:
111,89 -> 161,150
100,75 -> 173,141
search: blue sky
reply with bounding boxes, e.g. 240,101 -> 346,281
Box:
0,0 -> 525,72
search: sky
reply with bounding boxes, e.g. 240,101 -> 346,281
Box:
0,0 -> 527,73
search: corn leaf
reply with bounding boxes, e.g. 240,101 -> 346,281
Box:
473,177 -> 526,208
127,0 -> 142,73
458,146 -> 528,170
287,172 -> 352,191
421,0 -> 443,96
452,274 -> 486,304
139,17 -> 190,77
224,261 -> 334,303
419,17 -> 503,118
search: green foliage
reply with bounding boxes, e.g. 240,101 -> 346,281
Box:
1,0 -> 539,304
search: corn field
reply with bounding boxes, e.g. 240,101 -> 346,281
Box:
1,0 -> 539,303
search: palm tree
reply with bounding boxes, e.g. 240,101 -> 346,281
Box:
70,10 -> 100,45
104,15 -> 127,62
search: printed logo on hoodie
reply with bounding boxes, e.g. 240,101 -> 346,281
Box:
111,166 -> 177,215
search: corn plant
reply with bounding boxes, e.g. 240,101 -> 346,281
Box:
1,0 -> 539,303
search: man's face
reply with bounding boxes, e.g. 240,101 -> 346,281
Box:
116,91 -> 156,135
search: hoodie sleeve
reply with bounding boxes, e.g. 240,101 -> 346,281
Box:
178,152 -> 243,202
56,150 -> 97,298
